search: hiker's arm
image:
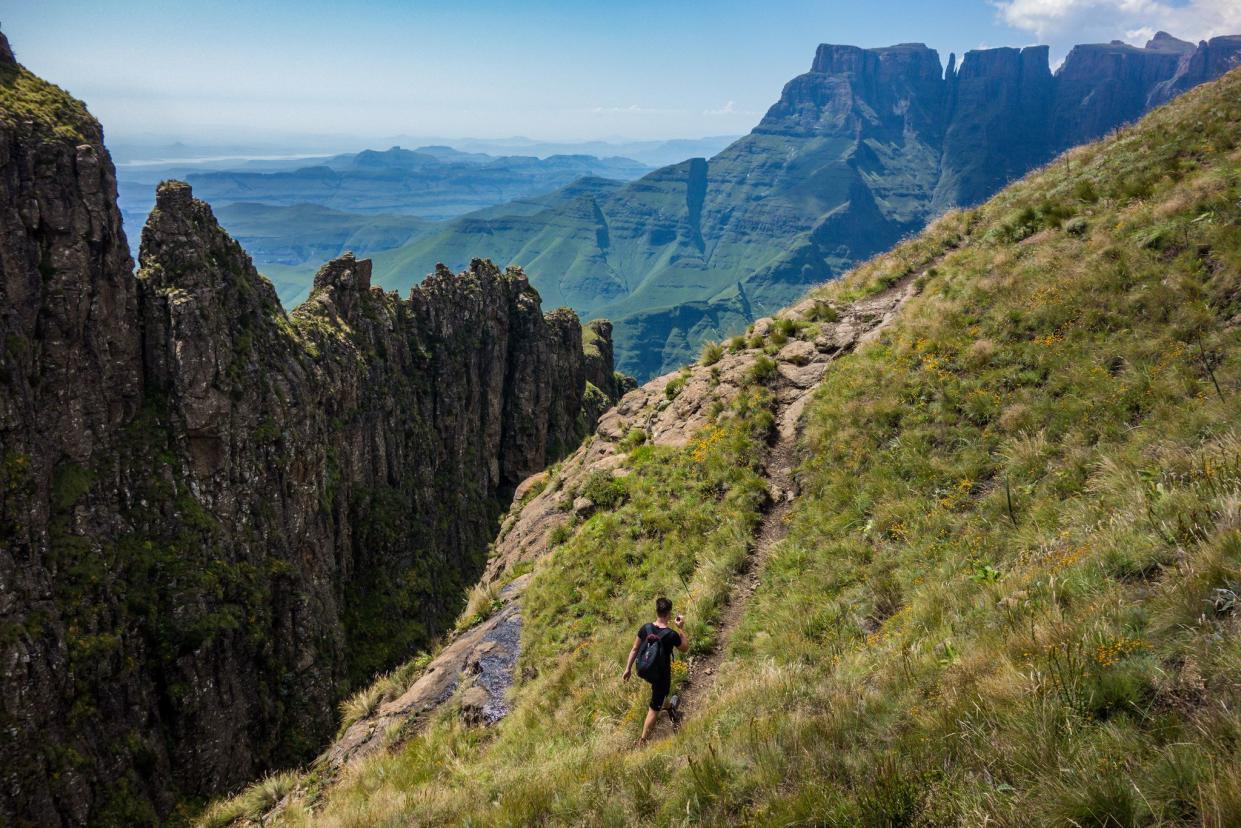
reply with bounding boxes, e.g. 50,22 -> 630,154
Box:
675,619 -> 689,652
621,635 -> 640,680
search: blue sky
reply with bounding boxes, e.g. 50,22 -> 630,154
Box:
5,0 -> 1239,145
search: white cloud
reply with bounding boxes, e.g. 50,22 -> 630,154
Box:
991,0 -> 1241,47
591,104 -> 651,114
703,100 -> 758,117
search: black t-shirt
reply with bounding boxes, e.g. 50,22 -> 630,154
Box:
637,622 -> 681,680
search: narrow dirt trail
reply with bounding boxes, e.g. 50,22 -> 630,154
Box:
671,405 -> 798,719
308,275 -> 919,771
250,275 -> 920,819
665,277 -> 918,731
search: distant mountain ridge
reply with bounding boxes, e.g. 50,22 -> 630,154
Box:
113,146 -> 654,303
121,145 -> 649,220
206,176 -> 631,307
367,32 -> 1241,379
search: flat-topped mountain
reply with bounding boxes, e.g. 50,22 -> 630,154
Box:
367,32 -> 1241,380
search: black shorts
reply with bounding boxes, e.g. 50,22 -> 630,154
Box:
649,673 -> 671,711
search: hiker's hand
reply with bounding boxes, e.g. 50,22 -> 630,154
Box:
674,615 -> 684,628
621,667 -> 631,681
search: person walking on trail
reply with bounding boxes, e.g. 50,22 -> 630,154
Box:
622,596 -> 689,745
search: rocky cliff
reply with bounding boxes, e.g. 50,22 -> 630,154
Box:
366,32 -> 1241,381
0,35 -> 616,826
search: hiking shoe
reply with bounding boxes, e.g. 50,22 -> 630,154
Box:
666,694 -> 681,728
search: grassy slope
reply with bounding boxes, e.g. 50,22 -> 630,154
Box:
212,68 -> 1241,826
0,58 -> 99,144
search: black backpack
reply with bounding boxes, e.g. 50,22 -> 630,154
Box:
635,626 -> 673,682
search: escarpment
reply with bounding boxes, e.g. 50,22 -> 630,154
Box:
367,33 -> 1241,381
0,36 -> 618,827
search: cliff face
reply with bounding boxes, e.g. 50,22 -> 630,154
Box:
941,32 -> 1241,205
0,38 -> 615,827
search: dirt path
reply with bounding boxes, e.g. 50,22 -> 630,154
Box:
670,405 -> 798,720
665,277 -> 918,730
306,276 -> 918,769
249,275 -> 920,820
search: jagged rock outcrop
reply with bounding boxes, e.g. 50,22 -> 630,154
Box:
307,267 -> 918,787
0,39 -> 618,827
368,33 -> 1241,381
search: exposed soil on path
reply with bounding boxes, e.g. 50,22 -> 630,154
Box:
279,274 -> 920,802
660,277 -> 919,733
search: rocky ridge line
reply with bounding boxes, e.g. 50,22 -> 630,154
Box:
309,268 -> 920,782
0,38 -> 620,824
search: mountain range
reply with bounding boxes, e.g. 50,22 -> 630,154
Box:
362,32 -> 1241,379
115,144 -> 650,224
0,33 -> 626,825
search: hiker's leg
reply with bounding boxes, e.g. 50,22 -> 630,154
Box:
640,678 -> 668,744
640,707 -> 658,742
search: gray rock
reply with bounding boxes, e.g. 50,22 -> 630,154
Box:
0,47 -> 624,825
459,686 -> 491,725
777,340 -> 816,366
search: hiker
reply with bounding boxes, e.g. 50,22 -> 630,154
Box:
621,596 -> 689,745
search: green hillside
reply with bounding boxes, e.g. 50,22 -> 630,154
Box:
207,66 -> 1241,826
210,204 -> 433,306
207,178 -> 629,309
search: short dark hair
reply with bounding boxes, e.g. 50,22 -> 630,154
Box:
655,596 -> 672,618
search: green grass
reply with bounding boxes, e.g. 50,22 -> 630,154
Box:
699,339 -> 725,365
234,386 -> 772,827
211,67 -> 1241,826
0,61 -> 98,143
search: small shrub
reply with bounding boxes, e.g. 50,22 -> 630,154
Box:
580,470 -> 627,511
620,427 -> 647,451
665,372 -> 690,400
999,206 -> 1040,243
388,651 -> 433,692
809,301 -> 839,323
728,335 -> 746,353
1074,179 -> 1099,203
455,582 -> 502,633
1044,773 -> 1148,826
774,318 -> 799,337
548,520 -> 575,546
1117,175 -> 1154,202
338,682 -> 386,731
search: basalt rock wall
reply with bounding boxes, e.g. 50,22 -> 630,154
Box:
0,36 -> 615,826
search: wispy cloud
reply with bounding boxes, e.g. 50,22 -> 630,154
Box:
589,104 -> 671,115
703,100 -> 757,117
991,0 -> 1241,45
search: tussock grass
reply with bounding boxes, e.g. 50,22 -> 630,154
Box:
454,581 -> 502,633
197,770 -> 300,828
208,68 -> 1241,827
699,339 -> 724,366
